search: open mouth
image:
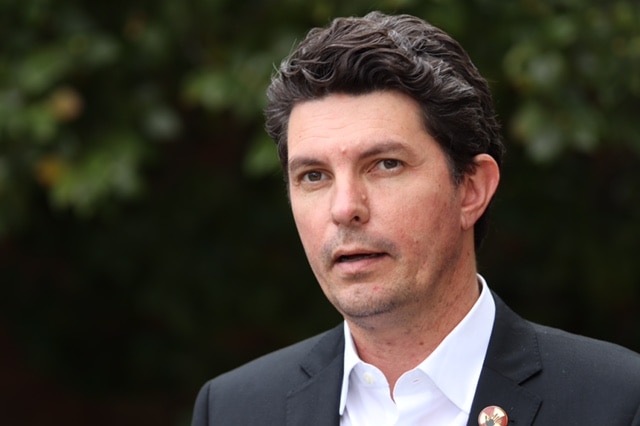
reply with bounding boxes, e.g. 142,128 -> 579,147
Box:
336,253 -> 385,263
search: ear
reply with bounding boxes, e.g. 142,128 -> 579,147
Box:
460,154 -> 500,231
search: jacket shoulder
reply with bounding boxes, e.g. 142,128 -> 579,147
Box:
217,324 -> 342,382
527,322 -> 640,423
481,294 -> 640,424
191,324 -> 344,426
531,321 -> 640,384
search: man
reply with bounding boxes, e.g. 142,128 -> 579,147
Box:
192,12 -> 640,425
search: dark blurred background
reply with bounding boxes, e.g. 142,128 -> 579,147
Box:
1,0 -> 639,425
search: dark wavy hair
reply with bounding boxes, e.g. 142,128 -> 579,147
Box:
265,11 -> 505,248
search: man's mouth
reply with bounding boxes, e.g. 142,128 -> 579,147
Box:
336,253 -> 385,263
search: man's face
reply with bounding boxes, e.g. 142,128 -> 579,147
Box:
287,91 -> 471,325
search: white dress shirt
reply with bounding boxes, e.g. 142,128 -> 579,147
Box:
339,275 -> 496,426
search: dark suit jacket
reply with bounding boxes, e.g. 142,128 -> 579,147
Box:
191,295 -> 640,425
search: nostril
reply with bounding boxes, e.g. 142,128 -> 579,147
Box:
330,184 -> 370,225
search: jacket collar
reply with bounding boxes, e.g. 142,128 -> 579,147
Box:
286,325 -> 344,426
467,293 -> 543,426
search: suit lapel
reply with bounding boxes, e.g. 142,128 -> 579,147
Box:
286,325 -> 344,426
467,294 -> 543,426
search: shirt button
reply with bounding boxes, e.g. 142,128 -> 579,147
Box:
362,372 -> 375,385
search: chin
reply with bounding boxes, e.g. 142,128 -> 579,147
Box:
335,297 -> 399,321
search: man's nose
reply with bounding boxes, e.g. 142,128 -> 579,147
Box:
330,178 -> 370,226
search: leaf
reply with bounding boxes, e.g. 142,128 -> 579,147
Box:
242,133 -> 280,178
49,133 -> 145,215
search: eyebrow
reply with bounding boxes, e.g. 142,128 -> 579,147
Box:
359,140 -> 412,158
288,157 -> 325,175
288,140 -> 413,175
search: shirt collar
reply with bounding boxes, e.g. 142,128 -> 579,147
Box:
340,318 -> 363,414
339,274 -> 496,415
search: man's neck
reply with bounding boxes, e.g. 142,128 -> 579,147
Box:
345,272 -> 481,389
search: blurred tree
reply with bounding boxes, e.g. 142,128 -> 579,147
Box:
0,0 -> 638,425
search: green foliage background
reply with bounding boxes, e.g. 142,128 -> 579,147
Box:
1,0 -> 639,424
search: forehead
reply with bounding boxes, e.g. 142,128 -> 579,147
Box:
287,91 -> 427,155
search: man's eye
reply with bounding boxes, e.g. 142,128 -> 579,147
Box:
378,159 -> 402,170
303,171 -> 324,182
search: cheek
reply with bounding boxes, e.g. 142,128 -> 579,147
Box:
391,193 -> 458,246
292,204 -> 324,254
